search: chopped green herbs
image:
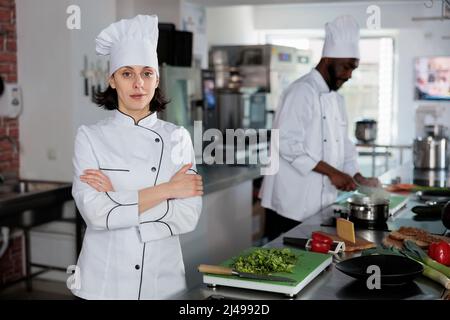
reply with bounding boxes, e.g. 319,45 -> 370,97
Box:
231,248 -> 298,275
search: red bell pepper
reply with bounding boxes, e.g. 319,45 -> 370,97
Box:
428,242 -> 438,260
310,240 -> 331,254
428,241 -> 450,266
311,232 -> 333,245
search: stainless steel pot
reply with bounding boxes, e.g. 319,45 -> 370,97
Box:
424,124 -> 446,138
347,195 -> 390,222
355,119 -> 377,144
413,136 -> 448,169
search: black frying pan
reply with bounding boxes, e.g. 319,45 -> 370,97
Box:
412,200 -> 450,224
335,255 -> 423,285
416,189 -> 450,203
411,203 -> 445,218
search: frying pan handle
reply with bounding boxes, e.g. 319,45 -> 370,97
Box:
412,205 -> 441,216
443,201 -> 450,229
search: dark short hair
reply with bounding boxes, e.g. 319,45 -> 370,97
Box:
95,86 -> 169,112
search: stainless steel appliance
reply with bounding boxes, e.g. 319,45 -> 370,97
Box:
201,69 -> 219,131
209,45 -> 312,129
413,136 -> 449,169
209,91 -> 266,165
216,92 -> 242,132
355,119 -> 377,143
424,124 -> 446,138
215,91 -> 268,134
158,64 -> 202,135
241,92 -> 267,130
412,168 -> 448,187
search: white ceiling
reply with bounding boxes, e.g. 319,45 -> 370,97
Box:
190,0 -> 417,7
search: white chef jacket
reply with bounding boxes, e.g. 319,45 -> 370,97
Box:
70,110 -> 202,300
260,68 -> 359,221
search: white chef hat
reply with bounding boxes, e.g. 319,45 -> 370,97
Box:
96,14 -> 159,77
322,15 -> 360,59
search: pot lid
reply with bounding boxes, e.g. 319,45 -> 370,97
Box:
347,193 -> 390,205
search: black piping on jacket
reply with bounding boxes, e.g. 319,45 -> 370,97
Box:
105,192 -> 138,230
187,168 -> 198,174
117,110 -> 175,300
99,168 -> 130,172
134,119 -> 173,236
137,120 -> 166,300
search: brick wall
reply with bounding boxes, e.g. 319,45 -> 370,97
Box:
0,0 -> 22,288
0,230 -> 25,286
0,0 -> 18,181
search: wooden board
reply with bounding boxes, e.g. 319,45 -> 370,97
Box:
202,247 -> 332,296
382,235 -> 404,250
313,231 -> 376,252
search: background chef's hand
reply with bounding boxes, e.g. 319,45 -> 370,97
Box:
80,169 -> 115,192
354,173 -> 381,188
167,163 -> 203,198
328,170 -> 357,191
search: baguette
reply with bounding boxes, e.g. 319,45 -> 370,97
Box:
388,226 -> 450,249
388,231 -> 429,248
432,235 -> 450,244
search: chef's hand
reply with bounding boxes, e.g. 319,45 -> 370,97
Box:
80,169 -> 115,192
329,171 -> 357,191
354,173 -> 381,188
167,163 -> 203,198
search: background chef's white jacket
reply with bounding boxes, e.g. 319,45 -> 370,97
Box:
70,110 -> 202,300
260,68 -> 359,222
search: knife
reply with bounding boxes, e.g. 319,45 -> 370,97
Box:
283,237 -> 310,249
198,264 -> 296,283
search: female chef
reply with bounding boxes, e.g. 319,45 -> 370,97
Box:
70,15 -> 203,300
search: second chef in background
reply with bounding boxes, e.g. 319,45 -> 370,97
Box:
260,15 -> 380,241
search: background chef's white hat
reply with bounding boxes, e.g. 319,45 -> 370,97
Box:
322,15 -> 360,59
96,14 -> 159,77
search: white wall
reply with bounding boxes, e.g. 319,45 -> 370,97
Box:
71,0 -> 117,130
206,5 -> 258,45
181,1 -> 208,68
206,1 -> 450,145
17,0 -> 116,181
17,0 -> 74,182
118,0 -> 181,26
253,1 -> 438,29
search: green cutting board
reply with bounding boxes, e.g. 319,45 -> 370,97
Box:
202,247 -> 332,295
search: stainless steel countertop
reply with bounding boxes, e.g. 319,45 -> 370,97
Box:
199,164 -> 262,195
175,163 -> 449,300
